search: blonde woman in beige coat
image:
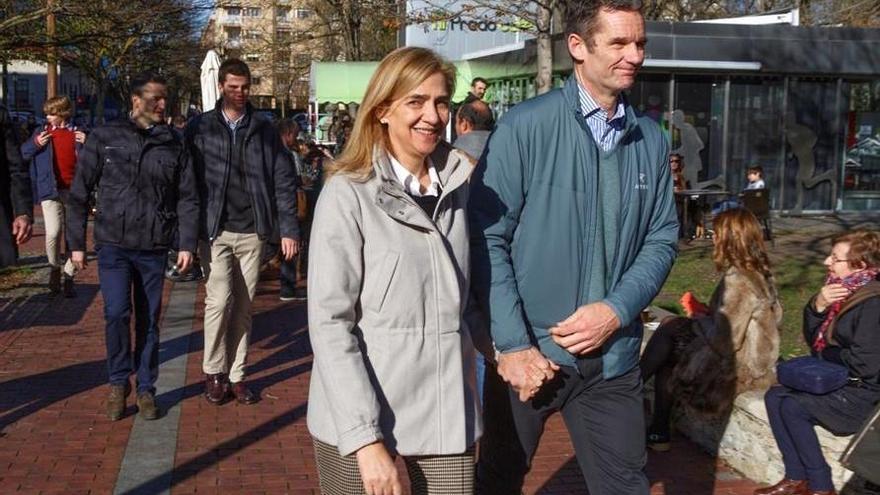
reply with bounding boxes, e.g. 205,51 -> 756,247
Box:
306,47 -> 481,495
640,208 -> 782,452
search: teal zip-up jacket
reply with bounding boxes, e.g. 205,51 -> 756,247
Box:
469,76 -> 679,379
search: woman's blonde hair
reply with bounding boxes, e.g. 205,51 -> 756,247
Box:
326,47 -> 456,180
712,208 -> 772,279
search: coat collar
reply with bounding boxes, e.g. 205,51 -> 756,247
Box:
373,141 -> 473,230
562,75 -> 640,140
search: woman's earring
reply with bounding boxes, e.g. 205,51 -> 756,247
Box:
380,119 -> 387,124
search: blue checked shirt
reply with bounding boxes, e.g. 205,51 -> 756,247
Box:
577,82 -> 627,152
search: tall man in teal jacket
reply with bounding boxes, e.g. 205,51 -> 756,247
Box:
469,1 -> 678,494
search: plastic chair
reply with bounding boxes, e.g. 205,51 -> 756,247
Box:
741,189 -> 773,242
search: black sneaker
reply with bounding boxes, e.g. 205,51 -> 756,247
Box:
647,431 -> 671,452
280,287 -> 307,302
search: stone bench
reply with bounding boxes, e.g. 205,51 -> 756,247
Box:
674,390 -> 874,494
641,308 -> 876,494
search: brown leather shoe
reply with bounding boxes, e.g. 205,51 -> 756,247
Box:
137,392 -> 158,420
809,491 -> 837,495
204,373 -> 229,405
230,381 -> 258,405
107,382 -> 131,421
754,479 -> 809,495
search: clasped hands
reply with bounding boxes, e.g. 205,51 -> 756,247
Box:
497,302 -> 620,402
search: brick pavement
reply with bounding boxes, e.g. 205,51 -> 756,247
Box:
1,215 -> 768,494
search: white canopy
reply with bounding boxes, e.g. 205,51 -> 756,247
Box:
199,50 -> 222,112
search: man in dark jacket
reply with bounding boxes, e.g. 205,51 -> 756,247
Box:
186,59 -> 300,406
0,104 -> 32,268
67,72 -> 199,421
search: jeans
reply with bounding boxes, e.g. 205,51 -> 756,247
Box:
765,386 -> 834,492
97,245 -> 166,394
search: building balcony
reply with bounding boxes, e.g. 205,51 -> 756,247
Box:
220,15 -> 242,25
225,39 -> 242,49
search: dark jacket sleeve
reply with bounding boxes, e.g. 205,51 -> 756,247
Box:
837,297 -> 880,379
802,296 -> 826,352
271,129 -> 300,240
3,109 -> 31,219
175,143 -> 199,253
66,130 -> 102,252
20,129 -> 44,162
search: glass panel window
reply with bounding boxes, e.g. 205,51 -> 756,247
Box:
842,80 -> 880,210
673,76 -> 725,190
225,7 -> 241,16
627,74 -> 671,132
727,77 -> 785,207
782,79 -> 843,212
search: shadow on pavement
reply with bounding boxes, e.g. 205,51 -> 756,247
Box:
119,403 -> 308,495
0,283 -> 100,332
0,329 -> 194,432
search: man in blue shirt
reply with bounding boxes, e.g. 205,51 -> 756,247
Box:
470,1 -> 679,493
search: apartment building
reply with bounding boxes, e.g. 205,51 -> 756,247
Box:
201,0 -> 327,111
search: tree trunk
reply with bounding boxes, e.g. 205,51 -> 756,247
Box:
535,3 -> 553,95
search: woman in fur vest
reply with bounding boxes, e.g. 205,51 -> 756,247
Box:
640,208 -> 782,452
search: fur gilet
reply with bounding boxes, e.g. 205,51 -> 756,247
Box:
671,267 -> 782,415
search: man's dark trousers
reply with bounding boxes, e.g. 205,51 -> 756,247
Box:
97,245 -> 166,395
477,354 -> 649,495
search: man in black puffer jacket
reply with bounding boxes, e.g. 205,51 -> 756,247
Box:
67,72 -> 199,421
186,59 -> 300,406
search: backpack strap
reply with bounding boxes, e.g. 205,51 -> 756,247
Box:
828,280 -> 880,343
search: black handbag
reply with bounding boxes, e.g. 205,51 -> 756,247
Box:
776,356 -> 851,395
840,401 -> 880,486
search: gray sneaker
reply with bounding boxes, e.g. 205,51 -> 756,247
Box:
136,392 -> 158,420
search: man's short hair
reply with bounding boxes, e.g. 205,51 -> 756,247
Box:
564,0 -> 643,45
457,100 -> 495,131
747,165 -> 764,177
219,59 -> 251,83
43,95 -> 73,119
130,72 -> 167,97
471,77 -> 488,87
277,118 -> 300,136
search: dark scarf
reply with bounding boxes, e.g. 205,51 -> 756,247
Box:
813,267 -> 880,352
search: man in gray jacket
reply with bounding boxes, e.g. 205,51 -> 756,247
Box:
452,99 -> 494,162
469,1 -> 678,494
187,59 -> 300,406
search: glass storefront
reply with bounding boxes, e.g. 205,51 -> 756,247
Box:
485,70 -> 875,212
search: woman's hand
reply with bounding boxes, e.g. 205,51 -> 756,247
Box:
815,283 -> 849,313
355,442 -> 402,495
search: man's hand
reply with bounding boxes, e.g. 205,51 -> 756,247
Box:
11,215 -> 32,244
71,250 -> 87,271
280,237 -> 300,261
74,129 -> 87,144
355,442 -> 402,495
549,302 -> 620,356
176,251 -> 193,274
497,347 -> 560,402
